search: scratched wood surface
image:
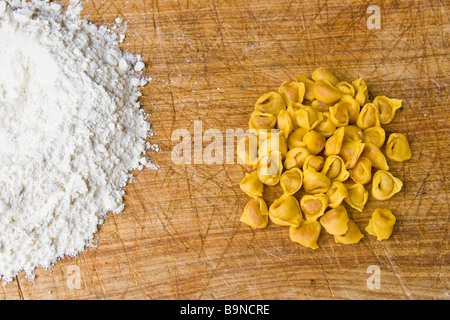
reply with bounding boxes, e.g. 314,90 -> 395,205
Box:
1,0 -> 448,300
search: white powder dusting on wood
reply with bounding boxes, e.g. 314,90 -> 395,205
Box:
0,0 -> 155,282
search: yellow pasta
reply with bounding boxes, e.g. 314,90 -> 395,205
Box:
321,155 -> 349,182
300,194 -> 328,221
257,150 -> 283,186
373,96 -> 402,125
303,130 -> 326,155
280,167 -> 303,196
343,125 -> 364,143
311,67 -> 339,86
365,208 -> 396,241
340,94 -> 360,124
249,110 -> 277,130
303,155 -> 325,172
276,109 -> 294,140
385,133 -> 412,162
356,103 -> 380,130
278,80 -> 306,107
315,112 -> 337,138
371,170 -> 403,200
361,142 -> 389,171
313,79 -> 342,104
339,140 -> 365,169
240,171 -> 264,198
326,181 -> 348,208
258,131 -> 288,159
352,78 -> 369,106
269,194 -> 303,227
284,147 -> 311,170
336,81 -> 355,97
295,104 -> 324,131
240,197 -> 269,229
286,127 -> 307,150
237,134 -> 259,166
254,91 -> 286,116
349,156 -> 372,185
334,219 -> 364,244
295,75 -> 315,101
329,102 -> 350,127
303,167 -> 331,194
320,205 -> 349,235
344,183 -> 369,212
289,220 -> 321,250
324,127 -> 345,156
363,126 -> 385,149
311,99 -> 330,112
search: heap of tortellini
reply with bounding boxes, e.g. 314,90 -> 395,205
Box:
238,67 -> 412,250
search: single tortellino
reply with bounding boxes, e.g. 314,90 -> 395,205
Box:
300,194 -> 328,221
240,171 -> 264,198
269,194 -> 303,227
303,167 -> 331,194
295,75 -> 316,101
315,112 -> 337,138
258,131 -> 287,159
336,81 -> 355,97
363,126 -> 385,149
329,102 -> 350,127
249,111 -> 277,130
312,67 -> 339,86
303,155 -> 325,172
326,181 -> 348,208
340,94 -> 360,124
343,125 -> 364,143
278,80 -> 305,107
366,208 -> 396,241
373,96 -> 402,125
237,134 -> 259,166
320,205 -> 349,235
311,99 -> 330,112
334,219 -> 364,244
361,142 -> 389,171
321,155 -> 349,182
356,103 -> 380,130
284,147 -> 311,170
287,127 -> 307,150
349,157 -> 372,185
385,133 -> 412,162
277,110 -> 294,140
280,167 -> 303,196
257,150 -> 283,186
303,130 -> 326,155
339,140 -> 365,169
313,79 -> 342,104
371,170 -> 403,200
344,183 -> 369,212
352,78 -> 369,106
254,91 -> 286,116
289,220 -> 321,250
324,127 -> 345,156
295,105 -> 324,131
240,197 -> 269,229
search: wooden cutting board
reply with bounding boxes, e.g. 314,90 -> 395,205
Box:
1,0 -> 448,300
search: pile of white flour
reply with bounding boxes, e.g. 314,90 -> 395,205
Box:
0,0 -> 154,282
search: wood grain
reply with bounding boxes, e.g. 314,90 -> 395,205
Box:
0,0 -> 448,300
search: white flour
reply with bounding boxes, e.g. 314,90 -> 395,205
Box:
0,0 -> 155,282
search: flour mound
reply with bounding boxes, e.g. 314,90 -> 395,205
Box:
0,0 -> 153,282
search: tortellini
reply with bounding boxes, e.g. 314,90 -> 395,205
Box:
254,91 -> 286,116
280,168 -> 303,196
269,195 -> 303,227
289,220 -> 321,250
365,208 -> 396,241
385,133 -> 412,162
371,170 -> 403,200
240,171 -> 264,198
320,205 -> 349,235
239,67 -> 410,249
303,167 -> 331,194
300,194 -> 328,221
334,219 -> 364,244
344,183 -> 369,212
373,96 -> 402,125
240,197 -> 269,229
